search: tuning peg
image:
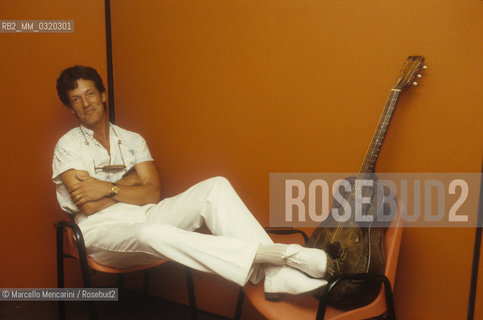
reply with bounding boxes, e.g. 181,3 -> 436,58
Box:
412,82 -> 418,86
423,65 -> 428,70
417,74 -> 422,78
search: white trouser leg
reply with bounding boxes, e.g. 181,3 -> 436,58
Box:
146,176 -> 273,284
147,176 -> 272,244
78,177 -> 273,286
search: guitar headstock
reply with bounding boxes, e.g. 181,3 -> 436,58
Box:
393,56 -> 426,91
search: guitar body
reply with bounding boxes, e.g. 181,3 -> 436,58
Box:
307,177 -> 388,309
306,56 -> 425,310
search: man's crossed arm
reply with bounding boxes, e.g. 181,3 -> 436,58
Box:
60,161 -> 162,216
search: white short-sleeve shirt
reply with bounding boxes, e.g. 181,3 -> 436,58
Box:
52,123 -> 154,214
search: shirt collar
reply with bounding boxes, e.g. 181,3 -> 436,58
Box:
79,122 -> 113,137
79,125 -> 94,137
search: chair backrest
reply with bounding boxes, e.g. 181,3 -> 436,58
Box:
65,227 -> 80,259
383,209 -> 404,287
327,208 -> 404,319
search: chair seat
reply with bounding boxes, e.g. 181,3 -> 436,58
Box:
244,282 -> 388,320
86,257 -> 167,274
56,218 -> 198,320
242,211 -> 404,320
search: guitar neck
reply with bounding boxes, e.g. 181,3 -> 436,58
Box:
359,88 -> 401,176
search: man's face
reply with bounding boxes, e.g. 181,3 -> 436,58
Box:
67,79 -> 106,129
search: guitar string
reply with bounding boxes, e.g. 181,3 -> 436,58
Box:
358,59 -> 420,174
363,90 -> 401,172
329,90 -> 400,245
330,92 -> 399,248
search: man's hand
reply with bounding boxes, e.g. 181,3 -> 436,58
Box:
69,172 -> 112,207
60,161 -> 160,215
60,169 -> 116,215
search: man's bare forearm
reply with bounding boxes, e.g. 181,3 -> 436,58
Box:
117,170 -> 142,186
77,174 -> 148,215
110,162 -> 161,205
80,182 -> 158,215
61,169 -> 114,216
63,162 -> 161,215
110,183 -> 160,206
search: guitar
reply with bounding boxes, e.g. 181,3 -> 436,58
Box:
307,56 -> 426,309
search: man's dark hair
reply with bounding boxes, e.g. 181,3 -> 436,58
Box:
56,65 -> 106,107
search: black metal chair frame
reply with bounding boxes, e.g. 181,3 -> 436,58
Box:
55,219 -> 197,320
234,228 -> 396,320
56,220 -> 395,320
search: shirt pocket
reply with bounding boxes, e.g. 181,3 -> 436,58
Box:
118,142 -> 136,172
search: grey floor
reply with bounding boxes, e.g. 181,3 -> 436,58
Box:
0,288 -> 227,320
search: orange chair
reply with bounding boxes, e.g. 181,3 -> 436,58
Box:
55,217 -> 197,320
236,211 -> 404,320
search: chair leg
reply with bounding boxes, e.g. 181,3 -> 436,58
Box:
143,269 -> 151,295
233,287 -> 245,320
74,230 -> 96,319
79,258 -> 92,288
55,223 -> 65,320
56,221 -> 98,320
185,267 -> 197,320
86,302 -> 98,320
117,273 -> 124,288
84,270 -> 97,320
56,224 -> 65,288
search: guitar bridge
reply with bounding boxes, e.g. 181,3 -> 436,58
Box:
326,242 -> 343,259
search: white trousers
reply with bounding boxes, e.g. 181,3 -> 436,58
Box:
75,176 -> 273,286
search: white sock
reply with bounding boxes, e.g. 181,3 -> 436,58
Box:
254,244 -> 289,265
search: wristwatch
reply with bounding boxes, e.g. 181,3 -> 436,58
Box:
110,183 -> 120,197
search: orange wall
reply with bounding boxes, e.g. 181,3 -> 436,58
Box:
110,0 -> 482,319
0,0 -> 106,288
0,1 -> 481,319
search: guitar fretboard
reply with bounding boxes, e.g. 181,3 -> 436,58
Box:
359,89 -> 401,176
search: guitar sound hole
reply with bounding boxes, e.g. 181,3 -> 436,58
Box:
326,241 -> 343,259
